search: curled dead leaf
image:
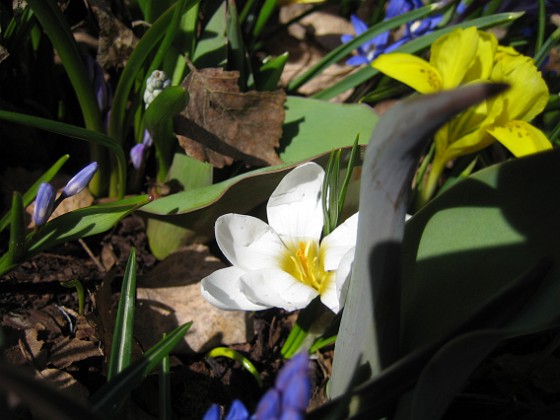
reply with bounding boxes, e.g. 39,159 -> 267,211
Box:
176,66 -> 286,168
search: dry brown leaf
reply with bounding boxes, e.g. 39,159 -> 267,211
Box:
35,368 -> 90,399
176,67 -> 286,168
135,244 -> 250,353
48,336 -> 103,369
88,0 -> 138,68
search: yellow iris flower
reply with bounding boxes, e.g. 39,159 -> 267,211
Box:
372,27 -> 552,205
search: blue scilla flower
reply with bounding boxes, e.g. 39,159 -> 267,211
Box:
62,162 -> 98,198
342,0 -> 443,65
203,352 -> 311,420
130,130 -> 153,170
33,182 -> 56,227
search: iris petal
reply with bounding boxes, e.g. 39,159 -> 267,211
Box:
488,121 -> 552,157
372,53 -> 443,94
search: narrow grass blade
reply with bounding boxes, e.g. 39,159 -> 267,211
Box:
90,322 -> 192,415
107,248 -> 137,381
207,347 -> 262,388
159,340 -> 171,420
6,192 -> 25,265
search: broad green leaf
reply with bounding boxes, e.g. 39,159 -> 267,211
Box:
401,149 -> 560,353
108,248 -> 137,381
280,96 -> 377,163
147,153 -> 213,260
27,195 -> 151,255
192,0 -> 227,68
91,322 -> 192,415
0,154 -> 69,233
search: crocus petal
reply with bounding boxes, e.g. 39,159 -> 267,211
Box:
267,162 -> 324,242
215,214 -> 286,271
372,53 -> 443,94
488,121 -> 552,157
321,248 -> 354,312
62,162 -> 98,197
240,269 -> 319,311
201,266 -> 270,311
430,26 -> 479,89
321,212 -> 358,271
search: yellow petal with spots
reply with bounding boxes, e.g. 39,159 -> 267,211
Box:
488,120 -> 552,157
372,53 -> 442,94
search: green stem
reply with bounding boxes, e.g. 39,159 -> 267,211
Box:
417,156 -> 446,210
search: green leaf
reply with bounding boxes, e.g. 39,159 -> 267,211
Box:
26,195 -> 151,255
401,149 -> 560,353
207,347 -> 262,387
0,154 -> 69,233
280,96 -> 377,163
146,154 -> 213,260
91,322 -> 192,415
256,53 -> 289,91
7,192 -> 25,265
192,0 -> 227,68
108,248 -> 137,381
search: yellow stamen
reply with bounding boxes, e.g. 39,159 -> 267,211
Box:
281,240 -> 332,294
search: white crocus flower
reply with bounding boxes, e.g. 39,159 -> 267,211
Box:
201,162 -> 358,313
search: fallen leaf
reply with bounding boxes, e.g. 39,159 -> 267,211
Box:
35,368 -> 90,399
176,66 -> 286,168
48,336 -> 103,369
87,0 -> 138,68
135,244 -> 251,353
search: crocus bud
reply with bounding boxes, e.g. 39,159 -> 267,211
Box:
33,182 -> 56,227
62,162 -> 98,198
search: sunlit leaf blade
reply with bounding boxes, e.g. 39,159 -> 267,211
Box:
0,154 -> 69,233
108,248 -> 137,381
257,53 -> 289,91
192,0 -> 227,68
207,347 -> 263,387
27,195 -> 151,255
90,322 -> 192,415
0,359 -> 101,420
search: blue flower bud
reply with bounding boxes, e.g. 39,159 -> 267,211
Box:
275,352 -> 309,392
281,372 -> 310,412
255,388 -> 280,419
130,143 -> 147,170
224,399 -> 250,420
202,404 -> 221,420
62,162 -> 98,198
33,182 -> 56,227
